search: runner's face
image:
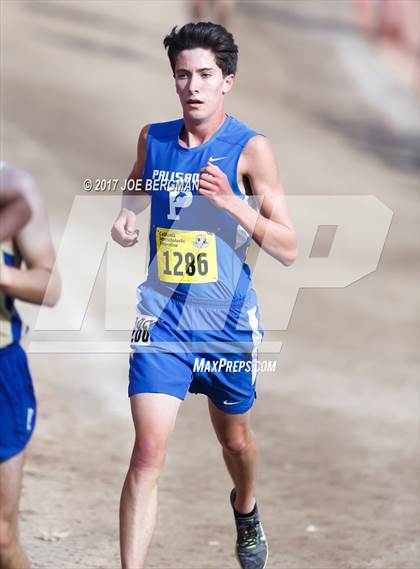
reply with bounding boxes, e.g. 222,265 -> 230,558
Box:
174,48 -> 234,120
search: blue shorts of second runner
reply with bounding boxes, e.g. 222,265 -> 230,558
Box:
129,284 -> 264,414
0,342 -> 37,462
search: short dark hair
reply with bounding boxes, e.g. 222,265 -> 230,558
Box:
163,22 -> 238,77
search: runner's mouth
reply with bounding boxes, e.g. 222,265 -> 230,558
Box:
187,99 -> 204,105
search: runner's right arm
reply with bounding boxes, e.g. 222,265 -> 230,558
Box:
111,125 -> 150,247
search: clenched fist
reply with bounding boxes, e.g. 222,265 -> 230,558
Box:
111,208 -> 139,247
198,162 -> 238,210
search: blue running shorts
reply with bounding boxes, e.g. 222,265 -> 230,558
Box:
129,284 -> 264,414
0,342 -> 36,462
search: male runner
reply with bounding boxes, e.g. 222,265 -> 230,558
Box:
0,163 -> 61,569
112,22 -> 298,569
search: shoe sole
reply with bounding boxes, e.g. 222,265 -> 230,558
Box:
233,542 -> 269,569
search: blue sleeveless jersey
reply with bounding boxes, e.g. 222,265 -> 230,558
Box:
0,161 -> 27,348
142,115 -> 258,302
0,243 -> 26,348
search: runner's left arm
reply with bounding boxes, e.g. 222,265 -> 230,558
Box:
198,135 -> 298,266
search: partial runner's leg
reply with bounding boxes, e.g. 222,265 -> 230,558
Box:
120,393 -> 182,569
208,399 -> 256,513
208,399 -> 268,569
0,451 -> 30,569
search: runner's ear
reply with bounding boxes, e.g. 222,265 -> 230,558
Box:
222,73 -> 235,95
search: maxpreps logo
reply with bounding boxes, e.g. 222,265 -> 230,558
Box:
193,358 -> 277,373
144,169 -> 199,192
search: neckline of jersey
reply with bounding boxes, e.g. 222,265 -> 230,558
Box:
176,114 -> 231,153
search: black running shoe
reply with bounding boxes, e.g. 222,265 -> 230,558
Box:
230,489 -> 268,569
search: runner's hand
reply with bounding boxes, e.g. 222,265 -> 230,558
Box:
198,163 -> 238,210
111,208 -> 139,247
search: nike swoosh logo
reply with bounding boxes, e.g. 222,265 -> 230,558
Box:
209,156 -> 227,163
223,400 -> 241,405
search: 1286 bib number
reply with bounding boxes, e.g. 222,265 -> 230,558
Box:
156,228 -> 218,284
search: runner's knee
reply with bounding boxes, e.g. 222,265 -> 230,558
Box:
0,516 -> 17,553
129,437 -> 167,474
219,430 -> 253,455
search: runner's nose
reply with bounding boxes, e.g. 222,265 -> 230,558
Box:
188,74 -> 200,94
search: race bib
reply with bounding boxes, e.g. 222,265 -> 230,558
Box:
156,227 -> 218,284
131,315 -> 157,346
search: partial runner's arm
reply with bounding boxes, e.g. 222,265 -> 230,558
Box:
0,168 -> 61,306
198,135 -> 298,266
0,169 -> 32,241
111,125 -> 150,247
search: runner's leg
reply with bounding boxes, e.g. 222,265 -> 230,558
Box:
0,451 -> 30,569
207,399 -> 257,513
120,392 -> 182,569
